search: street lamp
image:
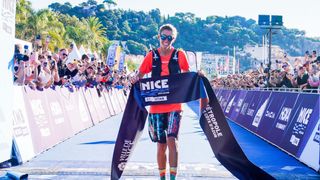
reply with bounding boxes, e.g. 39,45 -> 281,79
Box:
258,15 -> 283,79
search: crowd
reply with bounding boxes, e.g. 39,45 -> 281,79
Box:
211,50 -> 320,92
12,43 -> 131,94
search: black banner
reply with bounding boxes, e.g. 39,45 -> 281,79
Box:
111,72 -> 274,180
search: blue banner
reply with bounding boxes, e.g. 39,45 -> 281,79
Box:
257,92 -> 288,137
280,94 -> 319,157
249,91 -> 271,132
264,93 -> 298,146
118,52 -> 125,71
106,44 -> 117,67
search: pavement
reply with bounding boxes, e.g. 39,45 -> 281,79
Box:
0,101 -> 319,179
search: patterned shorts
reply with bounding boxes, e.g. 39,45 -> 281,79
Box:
148,111 -> 182,144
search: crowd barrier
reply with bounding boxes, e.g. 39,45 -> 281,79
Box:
10,86 -> 127,163
214,89 -> 320,172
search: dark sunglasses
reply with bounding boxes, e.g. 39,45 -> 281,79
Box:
160,34 -> 173,41
63,53 -> 68,56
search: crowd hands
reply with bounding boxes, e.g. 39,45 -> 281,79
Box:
13,44 -> 131,93
211,50 -> 320,93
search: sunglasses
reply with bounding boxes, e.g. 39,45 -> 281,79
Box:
63,53 -> 68,56
160,34 -> 173,41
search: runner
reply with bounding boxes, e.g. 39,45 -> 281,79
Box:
132,24 -> 189,180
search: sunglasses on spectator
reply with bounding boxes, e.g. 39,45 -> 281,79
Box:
63,53 -> 68,56
160,34 -> 173,41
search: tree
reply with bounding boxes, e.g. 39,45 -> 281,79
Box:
103,0 -> 117,9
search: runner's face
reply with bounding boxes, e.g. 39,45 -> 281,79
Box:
159,29 -> 174,48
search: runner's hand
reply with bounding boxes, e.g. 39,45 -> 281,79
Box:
198,70 -> 205,77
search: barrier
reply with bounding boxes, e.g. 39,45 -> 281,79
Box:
216,89 -> 320,171
0,86 -> 127,164
0,0 -> 16,163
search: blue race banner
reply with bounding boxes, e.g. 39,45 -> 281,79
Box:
280,93 -> 319,157
264,92 -> 298,146
249,91 -> 271,132
224,90 -> 238,117
236,90 -> 255,125
240,91 -> 262,129
257,92 -> 287,138
118,52 -> 125,71
106,44 -> 117,67
219,89 -> 232,111
230,90 -> 247,121
111,73 -> 274,180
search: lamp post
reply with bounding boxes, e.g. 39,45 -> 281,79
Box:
258,15 -> 283,80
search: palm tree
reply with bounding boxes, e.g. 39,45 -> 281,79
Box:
84,17 -> 108,51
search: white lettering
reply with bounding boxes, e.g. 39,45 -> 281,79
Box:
279,107 -> 292,122
297,108 -> 313,125
141,79 -> 169,91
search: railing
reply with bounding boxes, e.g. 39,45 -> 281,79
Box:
214,87 -> 320,94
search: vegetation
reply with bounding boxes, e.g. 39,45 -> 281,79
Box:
16,0 -> 320,57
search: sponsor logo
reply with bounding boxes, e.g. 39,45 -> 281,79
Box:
252,98 -> 269,127
240,103 -> 248,115
297,108 -> 313,125
279,107 -> 292,122
246,108 -> 255,116
118,140 -> 134,171
290,135 -> 300,146
265,110 -> 275,119
141,79 -> 169,91
30,100 -> 45,116
203,106 -> 223,138
145,96 -> 167,102
50,102 -> 63,116
225,96 -> 235,113
292,108 -> 313,136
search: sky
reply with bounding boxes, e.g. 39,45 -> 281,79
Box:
28,0 -> 319,38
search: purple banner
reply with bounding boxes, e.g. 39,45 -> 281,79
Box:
219,89 -> 232,111
230,90 -> 247,120
280,94 -> 320,157
247,91 -> 271,132
236,90 -> 256,126
264,92 -> 298,146
256,92 -> 288,138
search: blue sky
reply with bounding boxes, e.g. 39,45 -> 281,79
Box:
29,0 -> 319,37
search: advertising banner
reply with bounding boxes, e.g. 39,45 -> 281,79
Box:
22,88 -> 59,154
109,89 -> 122,114
236,90 -> 255,125
103,90 -> 116,116
298,118 -> 320,171
89,88 -> 110,121
45,89 -> 73,141
224,90 -> 238,117
248,91 -> 271,132
230,90 -> 247,121
81,89 -> 100,124
59,87 -> 92,134
280,94 -> 319,157
106,44 -> 117,67
12,87 -> 35,162
118,52 -> 126,72
257,92 -> 288,138
219,89 -> 232,111
262,92 -> 298,146
0,0 -> 16,163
